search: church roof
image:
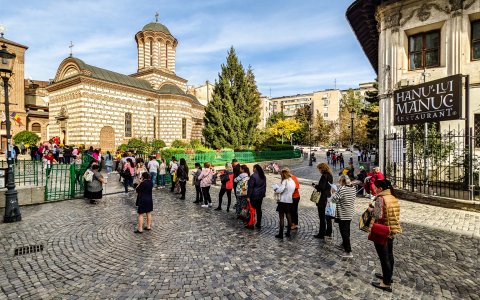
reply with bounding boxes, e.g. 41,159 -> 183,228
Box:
69,57 -> 153,91
142,22 -> 172,35
158,83 -> 185,95
185,93 -> 204,107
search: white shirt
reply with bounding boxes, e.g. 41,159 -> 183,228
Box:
274,178 -> 295,204
147,160 -> 159,173
159,162 -> 166,175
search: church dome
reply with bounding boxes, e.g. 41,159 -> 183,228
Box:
142,22 -> 171,35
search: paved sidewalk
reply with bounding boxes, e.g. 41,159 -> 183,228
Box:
0,172 -> 479,299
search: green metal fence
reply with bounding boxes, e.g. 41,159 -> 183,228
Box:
0,159 -> 44,187
26,150 -> 300,202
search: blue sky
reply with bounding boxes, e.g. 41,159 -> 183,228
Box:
1,0 -> 376,97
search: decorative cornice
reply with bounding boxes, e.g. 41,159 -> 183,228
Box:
131,68 -> 187,83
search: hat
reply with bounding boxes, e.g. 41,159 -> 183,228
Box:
359,165 -> 365,170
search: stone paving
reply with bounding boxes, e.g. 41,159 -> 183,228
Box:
1,168 -> 479,300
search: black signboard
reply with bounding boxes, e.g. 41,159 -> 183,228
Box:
393,74 -> 462,125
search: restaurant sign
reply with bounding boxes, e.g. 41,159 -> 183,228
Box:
393,74 -> 462,125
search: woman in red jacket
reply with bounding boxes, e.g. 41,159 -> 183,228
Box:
216,163 -> 234,211
365,167 -> 385,198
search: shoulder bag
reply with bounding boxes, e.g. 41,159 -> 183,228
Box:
368,223 -> 390,246
310,190 -> 321,204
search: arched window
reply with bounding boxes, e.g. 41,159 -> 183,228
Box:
150,40 -> 153,66
32,123 -> 41,133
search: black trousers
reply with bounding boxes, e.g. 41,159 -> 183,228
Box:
195,185 -> 203,203
179,181 -> 186,198
338,220 -> 352,253
201,186 -> 211,205
291,197 -> 300,225
375,238 -> 394,285
170,179 -> 176,192
250,198 -> 263,226
218,188 -> 232,209
317,201 -> 332,237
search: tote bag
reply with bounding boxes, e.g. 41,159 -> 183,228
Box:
310,190 -> 321,204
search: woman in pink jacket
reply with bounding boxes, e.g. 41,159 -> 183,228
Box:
198,162 -> 214,208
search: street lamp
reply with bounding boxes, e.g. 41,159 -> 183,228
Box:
350,109 -> 355,154
290,133 -> 294,146
308,104 -> 313,166
0,43 -> 21,223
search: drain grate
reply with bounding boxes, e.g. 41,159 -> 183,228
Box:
14,244 -> 44,256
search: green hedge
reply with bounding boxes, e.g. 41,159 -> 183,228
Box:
269,144 -> 294,151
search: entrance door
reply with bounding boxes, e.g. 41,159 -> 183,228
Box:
99,126 -> 116,151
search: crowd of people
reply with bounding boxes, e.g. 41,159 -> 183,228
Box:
72,148 -> 399,293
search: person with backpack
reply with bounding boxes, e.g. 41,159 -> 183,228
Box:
215,163 -> 234,211
192,163 -> 203,204
177,158 -> 189,200
234,165 -> 250,216
85,164 -> 105,204
198,162 -> 214,208
246,164 -> 266,229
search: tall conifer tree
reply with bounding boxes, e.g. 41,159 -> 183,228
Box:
203,47 -> 261,149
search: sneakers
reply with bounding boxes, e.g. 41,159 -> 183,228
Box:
201,204 -> 209,208
208,203 -> 212,208
341,252 -> 353,258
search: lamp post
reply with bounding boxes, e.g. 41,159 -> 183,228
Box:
350,109 -> 355,152
0,43 -> 21,223
308,104 -> 313,166
290,133 -> 294,146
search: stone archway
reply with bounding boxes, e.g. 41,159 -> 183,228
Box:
99,126 -> 116,150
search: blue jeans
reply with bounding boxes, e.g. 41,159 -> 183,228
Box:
150,172 -> 157,187
159,174 -> 166,187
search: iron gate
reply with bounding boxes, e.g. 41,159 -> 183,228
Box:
383,126 -> 478,200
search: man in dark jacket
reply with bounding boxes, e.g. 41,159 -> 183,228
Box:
232,159 -> 241,197
247,164 -> 267,229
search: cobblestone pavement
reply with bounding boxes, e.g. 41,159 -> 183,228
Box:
0,173 -> 479,299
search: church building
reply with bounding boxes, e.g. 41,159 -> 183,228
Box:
46,20 -> 204,150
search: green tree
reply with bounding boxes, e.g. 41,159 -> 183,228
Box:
127,138 -> 146,151
293,105 -> 312,145
267,119 -> 302,143
266,112 -> 287,128
203,47 -> 261,149
171,140 -> 188,148
12,131 -> 40,146
313,112 -> 333,145
151,139 -> 166,150
363,81 -> 379,148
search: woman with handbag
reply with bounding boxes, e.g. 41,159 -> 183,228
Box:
177,158 -> 189,200
273,169 -> 295,239
198,162 -> 214,208
246,164 -> 266,229
215,163 -> 234,211
86,164 -> 105,204
312,163 -> 333,240
134,172 -> 153,233
368,179 -> 401,293
234,165 -> 250,216
192,163 -> 203,204
329,175 -> 356,258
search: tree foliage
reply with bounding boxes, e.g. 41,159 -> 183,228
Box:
313,112 -> 334,145
13,130 -> 40,146
266,112 -> 287,128
203,47 -> 261,149
267,119 -> 302,143
127,138 -> 146,151
363,81 -> 379,148
151,139 -> 166,150
334,90 -> 369,146
171,140 -> 188,148
293,105 -> 312,145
